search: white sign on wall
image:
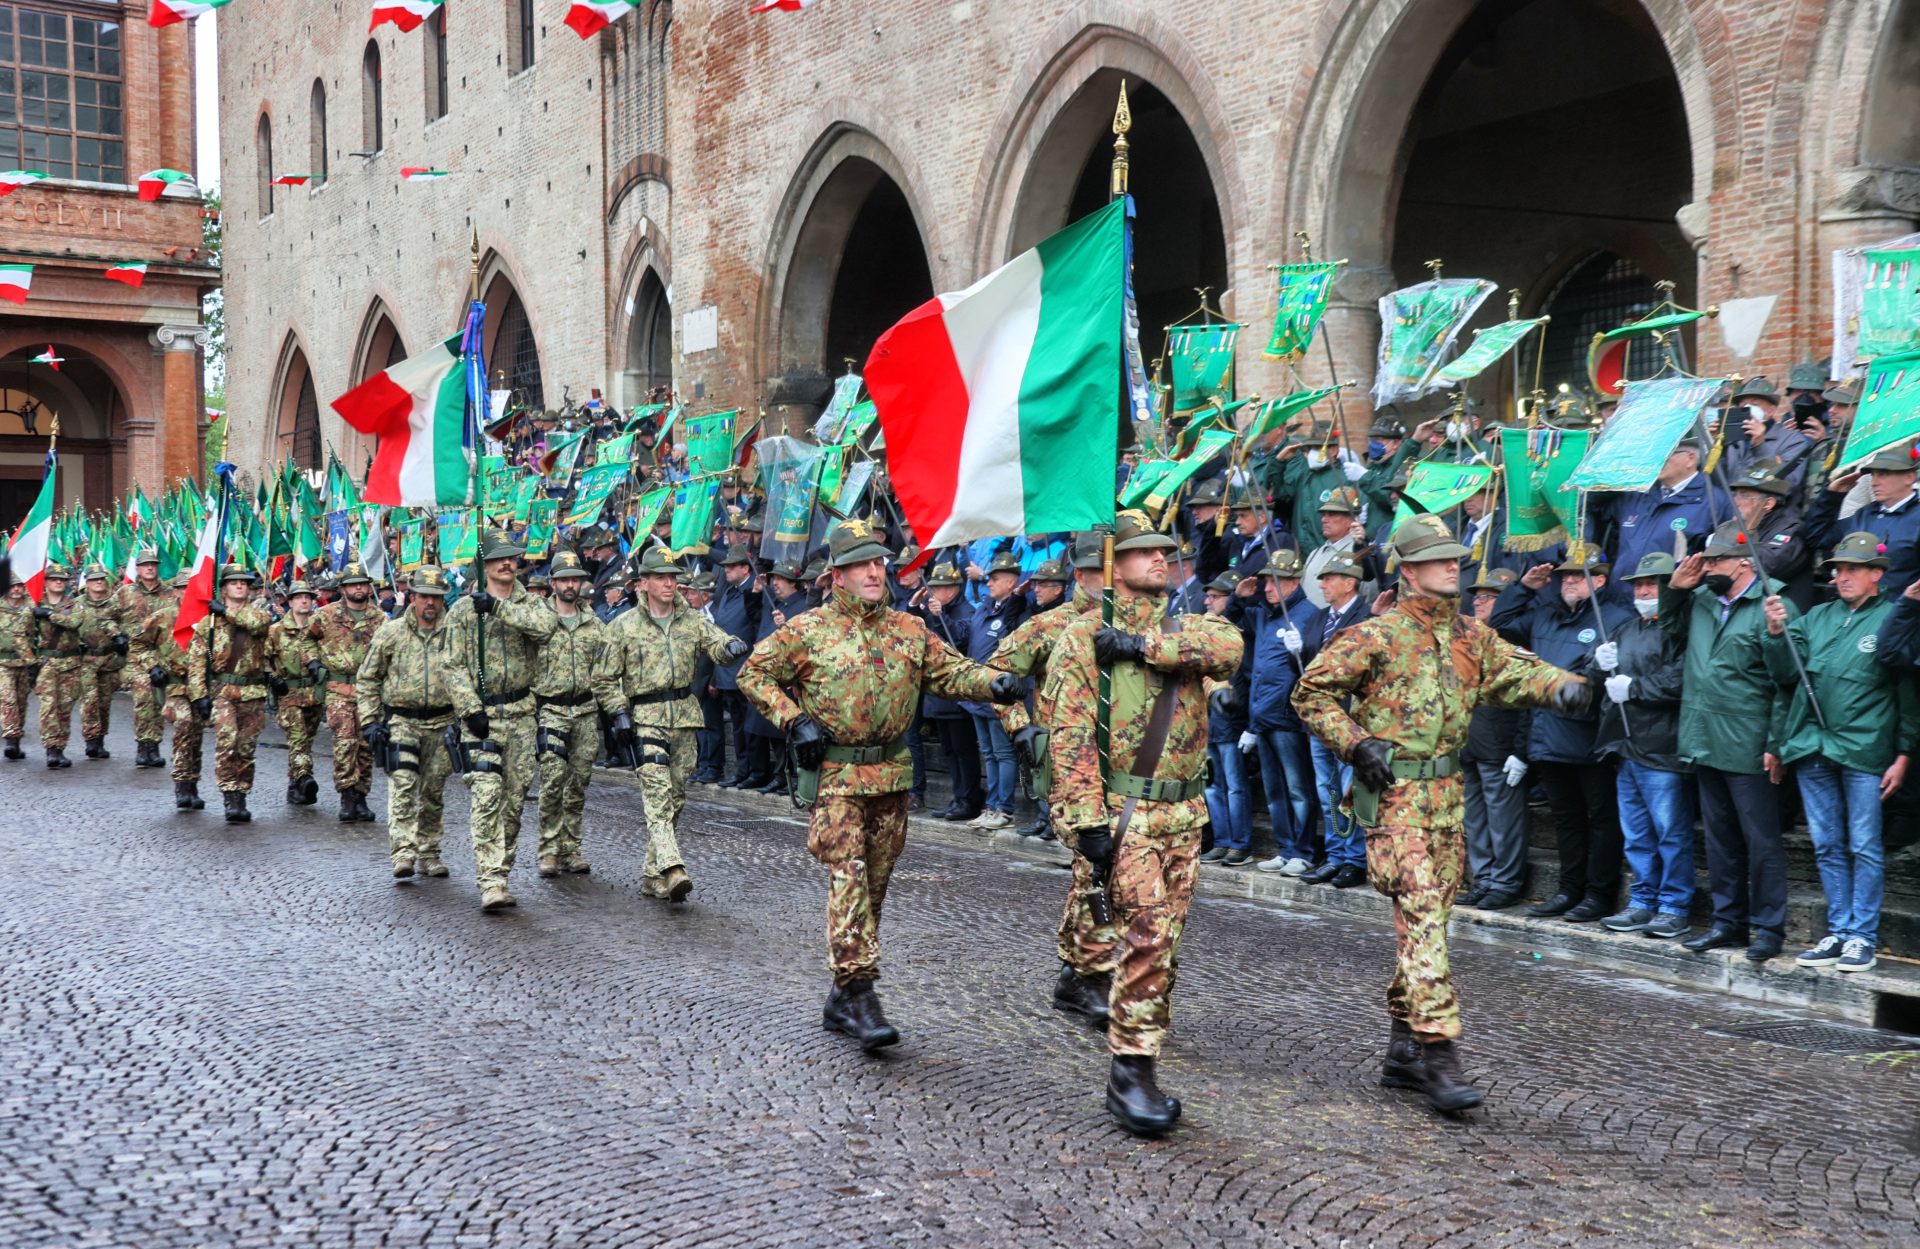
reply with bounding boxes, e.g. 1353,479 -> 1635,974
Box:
683,305 -> 719,356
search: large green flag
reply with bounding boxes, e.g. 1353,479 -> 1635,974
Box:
1859,251 -> 1920,360
669,479 -> 720,556
1373,278 -> 1497,407
1500,427 -> 1592,550
1568,377 -> 1723,492
1837,347 -> 1920,470
564,462 -> 627,527
523,499 -> 559,558
812,374 -> 864,443
1119,458 -> 1177,510
1262,262 -> 1339,361
435,508 -> 477,565
1166,322 -> 1239,415
1390,462 -> 1495,531
399,520 -> 426,571
1246,384 -> 1348,443
630,484 -> 672,535
1132,428 -> 1235,512
1435,317 -> 1545,384
684,411 -> 735,478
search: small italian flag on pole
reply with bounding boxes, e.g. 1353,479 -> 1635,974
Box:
399,167 -> 450,183
0,263 -> 32,304
172,475 -> 231,649
8,450 -> 57,603
105,261 -> 148,287
371,1 -> 442,32
0,170 -> 47,196
331,334 -> 474,508
751,0 -> 822,11
565,1 -> 640,37
137,168 -> 193,200
148,0 -> 233,28
30,346 -> 62,371
864,198 -> 1127,551
271,174 -> 314,186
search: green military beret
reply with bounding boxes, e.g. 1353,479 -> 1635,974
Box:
479,529 -> 526,561
1467,565 -> 1517,592
217,563 -> 258,586
827,517 -> 892,567
1112,509 -> 1177,553
1864,443 -> 1920,472
1626,552 -> 1678,581
1823,531 -> 1890,570
987,551 -> 1021,575
409,566 -> 453,596
637,547 -> 681,577
1031,559 -> 1071,584
1319,553 -> 1366,581
1261,550 -> 1304,578
1701,521 -> 1752,558
1390,515 -> 1470,563
548,550 -> 591,580
925,561 -> 964,586
335,562 -> 373,586
1786,361 -> 1829,391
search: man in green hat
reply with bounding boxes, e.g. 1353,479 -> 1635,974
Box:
602,546 -> 748,900
1301,487 -> 1376,609
73,562 -> 128,759
115,547 -> 171,767
1725,374 -> 1814,492
532,550 -> 624,877
739,518 -> 1021,1053
1044,511 -> 1245,1135
1730,462 -> 1812,607
442,531 -> 558,909
185,565 -> 274,823
0,574 -> 37,760
308,561 -> 384,821
266,580 -> 326,806
1295,514 -> 1587,1114
1764,532 -> 1917,974
357,566 -> 484,882
30,564 -> 85,767
1811,440 -> 1920,596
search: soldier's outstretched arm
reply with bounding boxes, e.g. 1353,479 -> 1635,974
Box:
1478,629 -> 1583,711
694,612 -> 745,665
1140,612 -> 1244,677
921,628 -> 998,704
1290,628 -> 1376,759
736,627 -> 806,729
228,603 -> 273,634
495,593 -> 558,642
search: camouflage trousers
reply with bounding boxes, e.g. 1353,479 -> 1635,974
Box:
0,665 -> 30,739
323,687 -> 370,795
163,689 -> 205,783
212,697 -> 267,793
463,712 -> 537,891
34,661 -> 80,748
387,718 -> 455,865
77,659 -> 120,741
536,707 -> 600,861
1051,824 -> 1120,976
125,655 -> 165,743
1099,801 -> 1201,1058
807,790 -> 910,987
636,726 -> 697,879
278,697 -> 322,781
1368,822 -> 1467,1041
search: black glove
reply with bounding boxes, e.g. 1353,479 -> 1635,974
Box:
1209,685 -> 1240,717
306,659 -> 326,683
27,663 -> 41,684
31,606 -> 51,620
1011,724 -> 1043,767
110,633 -> 129,655
721,636 -> 751,664
1093,626 -> 1147,666
472,589 -> 495,617
607,710 -> 636,748
1550,677 -> 1593,714
789,715 -> 828,771
362,719 -> 389,751
206,600 -> 227,617
148,665 -> 169,688
463,710 -> 491,739
1351,737 -> 1395,793
268,676 -> 289,697
1075,827 -> 1115,871
190,696 -> 213,720
988,673 -> 1025,704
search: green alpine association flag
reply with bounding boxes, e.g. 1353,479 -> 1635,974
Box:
1373,278 -> 1497,407
1119,458 -> 1177,510
1838,347 -> 1920,470
1167,322 -> 1239,415
1434,317 -> 1546,384
669,479 -> 720,556
523,499 -> 559,558
1141,429 -> 1235,512
435,508 -> 477,565
1263,262 -> 1339,360
1390,462 -> 1496,532
837,400 -> 879,448
629,485 -> 672,535
596,432 -> 636,465
1169,400 -> 1244,460
564,462 -> 627,527
1245,384 -> 1349,443
1568,377 -> 1723,492
1860,251 -> 1920,360
1500,427 -> 1592,550
684,411 -> 736,478
812,374 -> 864,443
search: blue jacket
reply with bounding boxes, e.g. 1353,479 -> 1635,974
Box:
961,591 -> 1029,715
708,576 -> 760,690
913,597 -> 974,718
1491,581 -> 1634,763
744,589 -> 810,736
1603,475 -> 1731,576
1808,487 -> 1920,597
1295,595 -> 1371,681
1233,587 -> 1312,733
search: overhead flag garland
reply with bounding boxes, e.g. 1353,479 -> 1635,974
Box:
271,174 -> 317,187
399,168 -> 451,183
104,262 -> 149,288
148,0 -> 233,25
0,170 -> 47,196
370,0 -> 443,31
751,0 -> 822,11
0,263 -> 32,304
136,169 -> 194,201
566,0 -> 642,37
30,347 -> 62,371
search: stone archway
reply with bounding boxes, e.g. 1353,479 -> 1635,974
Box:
0,342 -> 129,523
478,267 -> 545,410
269,336 -> 321,471
624,266 -> 673,406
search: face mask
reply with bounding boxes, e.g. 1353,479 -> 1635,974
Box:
1703,573 -> 1735,596
1367,439 -> 1386,462
1634,598 -> 1659,619
1446,421 -> 1466,441
1747,404 -> 1767,422
1305,450 -> 1328,470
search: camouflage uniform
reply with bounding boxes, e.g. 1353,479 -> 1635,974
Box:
185,593 -> 273,800
73,569 -> 128,751
307,587 -> 384,809
114,566 -> 173,756
356,575 -> 481,872
32,577 -> 85,758
142,577 -> 205,800
0,592 -> 37,752
265,596 -> 325,792
532,563 -> 620,871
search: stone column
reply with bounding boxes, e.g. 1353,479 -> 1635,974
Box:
150,324 -> 210,487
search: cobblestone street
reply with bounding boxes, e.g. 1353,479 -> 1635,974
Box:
3,713 -> 1918,1248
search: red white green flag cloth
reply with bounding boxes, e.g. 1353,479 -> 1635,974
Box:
30,347 -> 61,370
371,1 -> 441,31
105,262 -> 148,288
6,450 -> 56,603
271,174 -> 313,186
0,263 -> 32,304
752,0 -> 821,11
0,170 -> 46,195
864,197 -> 1127,550
148,1 -> 232,28
566,1 -> 640,37
121,491 -> 153,582
137,168 -> 193,200
331,334 -> 473,508
171,483 -> 227,649
399,167 -> 449,183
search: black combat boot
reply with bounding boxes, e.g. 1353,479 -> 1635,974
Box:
175,781 -> 197,810
84,737 -> 108,760
1416,1039 -> 1484,1113
134,740 -> 162,767
1380,1018 -> 1422,1090
1051,964 -> 1112,1026
300,775 -> 320,804
823,980 -> 900,1051
3,736 -> 22,760
1106,1055 -> 1180,1136
356,790 -> 378,822
339,789 -> 358,821
45,746 -> 70,769
288,781 -> 307,805
223,790 -> 252,823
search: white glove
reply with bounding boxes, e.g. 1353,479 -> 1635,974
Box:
1342,458 -> 1366,482
1238,731 -> 1258,755
1279,627 -> 1303,655
1593,641 -> 1619,672
1502,755 -> 1528,787
1605,674 -> 1633,704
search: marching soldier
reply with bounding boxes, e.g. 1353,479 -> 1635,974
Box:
601,547 -> 749,900
739,520 -> 1021,1051
1294,516 -> 1587,1114
149,571 -> 207,810
185,565 -> 275,823
1,578 -> 36,760
307,562 -> 384,822
356,567 -> 482,883
74,564 -> 129,759
444,533 -> 557,910
1045,512 -> 1244,1136
266,580 -> 325,806
115,548 -> 172,767
32,564 -> 85,768
532,551 -> 621,877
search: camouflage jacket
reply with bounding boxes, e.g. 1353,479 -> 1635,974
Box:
1047,591 -> 1243,834
355,609 -> 481,729
1292,593 -> 1574,830
186,605 -> 273,704
113,581 -> 172,661
72,592 -> 127,670
603,596 -> 736,729
266,611 -> 324,707
130,593 -> 188,680
306,600 -> 385,695
738,587 -> 999,797
990,595 -> 1098,733
33,594 -> 88,670
0,601 -> 36,668
535,606 -> 621,717
443,585 -> 557,718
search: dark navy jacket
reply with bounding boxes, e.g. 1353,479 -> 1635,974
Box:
1602,475 -> 1732,577
1808,488 -> 1920,597
1491,581 -> 1634,763
913,597 -> 974,719
1295,595 -> 1372,708
708,575 -> 760,691
961,591 -> 1029,716
744,588 -> 809,736
1231,588 -> 1312,733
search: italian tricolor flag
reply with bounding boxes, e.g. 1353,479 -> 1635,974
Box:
137,168 -> 193,200
30,347 -> 60,370
172,487 -> 226,649
751,0 -> 821,11
271,174 -> 313,186
864,198 -> 1126,550
6,451 -> 56,603
0,263 -> 32,304
400,167 -> 449,183
566,1 -> 640,37
148,1 -> 232,28
105,261 -> 148,288
122,492 -> 153,583
0,170 -> 46,196
331,334 -> 473,508
371,1 -> 441,31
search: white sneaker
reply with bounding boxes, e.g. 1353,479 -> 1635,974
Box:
965,811 -> 995,829
1254,855 -> 1290,873
988,809 -> 1015,829
1280,857 -> 1312,877
1837,938 -> 1878,972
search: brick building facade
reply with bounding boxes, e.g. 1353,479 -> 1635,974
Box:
0,0 -> 216,533
217,0 -> 1920,468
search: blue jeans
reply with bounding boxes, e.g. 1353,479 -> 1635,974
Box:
1206,743 -> 1252,851
1256,728 -> 1316,860
970,712 -> 1016,812
1796,759 -> 1885,947
1310,736 -> 1363,867
1616,760 -> 1696,914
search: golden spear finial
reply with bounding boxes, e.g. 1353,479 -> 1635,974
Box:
1109,80 -> 1131,200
